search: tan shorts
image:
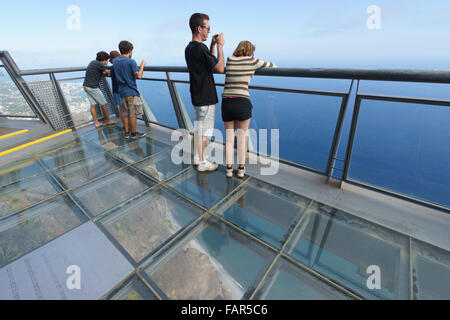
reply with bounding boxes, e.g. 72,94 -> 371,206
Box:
121,96 -> 143,118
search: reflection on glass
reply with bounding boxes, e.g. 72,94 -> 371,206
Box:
412,239 -> 450,300
0,196 -> 87,268
80,125 -> 127,150
216,179 -> 310,248
0,67 -> 34,116
137,80 -> 178,128
167,167 -> 244,209
72,168 -> 155,217
285,202 -> 410,299
100,188 -> 203,263
0,158 -> 45,188
0,174 -> 60,219
145,217 -> 275,300
255,258 -> 351,300
39,139 -> 103,169
348,99 -> 450,208
106,275 -> 157,300
135,149 -> 189,181
109,137 -> 169,164
53,152 -> 126,189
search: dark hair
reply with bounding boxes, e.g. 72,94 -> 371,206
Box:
96,51 -> 110,62
189,13 -> 209,34
119,41 -> 134,55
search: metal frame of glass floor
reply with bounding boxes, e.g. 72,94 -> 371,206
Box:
0,122 -> 448,300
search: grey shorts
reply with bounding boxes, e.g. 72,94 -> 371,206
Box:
83,86 -> 107,106
194,105 -> 216,137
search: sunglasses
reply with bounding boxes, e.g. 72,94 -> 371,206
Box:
200,25 -> 211,31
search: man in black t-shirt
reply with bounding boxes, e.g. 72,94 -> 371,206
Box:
185,13 -> 225,172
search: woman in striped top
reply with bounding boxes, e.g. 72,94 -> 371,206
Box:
222,41 -> 276,178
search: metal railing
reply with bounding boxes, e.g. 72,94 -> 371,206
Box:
1,50 -> 449,213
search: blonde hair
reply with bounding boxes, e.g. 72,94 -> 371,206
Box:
233,41 -> 255,57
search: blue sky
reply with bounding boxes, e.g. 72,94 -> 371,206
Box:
1,0 -> 449,69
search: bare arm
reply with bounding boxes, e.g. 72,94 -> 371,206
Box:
134,60 -> 146,79
103,69 -> 111,77
212,34 -> 225,74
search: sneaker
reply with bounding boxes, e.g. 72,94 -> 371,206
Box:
131,131 -> 146,139
226,167 -> 233,178
197,160 -> 219,172
124,132 -> 131,139
237,167 -> 245,178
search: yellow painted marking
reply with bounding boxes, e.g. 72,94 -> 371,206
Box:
0,129 -> 29,140
0,129 -> 73,157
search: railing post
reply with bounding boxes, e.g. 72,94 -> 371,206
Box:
166,72 -> 193,132
0,53 -> 55,130
49,72 -> 75,130
326,80 -> 359,184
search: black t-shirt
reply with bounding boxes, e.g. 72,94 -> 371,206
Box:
83,60 -> 106,88
185,41 -> 218,106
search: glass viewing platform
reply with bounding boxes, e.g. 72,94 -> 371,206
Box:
0,51 -> 449,300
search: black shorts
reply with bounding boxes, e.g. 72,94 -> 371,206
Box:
221,97 -> 253,122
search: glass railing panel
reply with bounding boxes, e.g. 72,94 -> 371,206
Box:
0,195 -> 87,268
214,179 -> 310,249
411,239 -> 450,300
108,137 -> 170,164
0,66 -> 35,117
39,139 -> 104,169
98,187 -> 203,263
143,216 -> 275,300
166,166 -> 245,209
134,149 -> 189,182
71,168 -> 156,218
348,99 -> 450,208
0,173 -> 61,220
52,152 -> 126,189
105,275 -> 157,300
253,257 -> 351,300
359,81 -> 450,100
0,157 -> 45,188
137,80 -> 178,128
285,202 -> 410,299
58,79 -> 93,125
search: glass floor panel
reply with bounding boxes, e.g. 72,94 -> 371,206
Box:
0,173 -> 61,219
144,216 -> 275,300
71,167 -> 156,218
80,126 -> 132,150
135,149 -> 189,182
254,257 -> 351,300
215,179 -> 311,249
108,138 -> 170,164
52,152 -> 127,189
167,166 -> 245,209
412,239 -> 450,300
0,157 -> 45,188
39,139 -> 104,169
105,275 -> 157,300
285,202 -> 410,299
0,195 -> 87,268
99,187 -> 203,263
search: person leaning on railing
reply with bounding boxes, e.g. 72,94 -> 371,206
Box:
222,41 -> 276,178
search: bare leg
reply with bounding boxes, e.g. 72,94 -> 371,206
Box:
123,117 -> 129,133
224,121 -> 235,168
236,119 -> 251,168
201,136 -> 207,161
90,105 -> 102,128
101,104 -> 117,125
129,117 -> 137,134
